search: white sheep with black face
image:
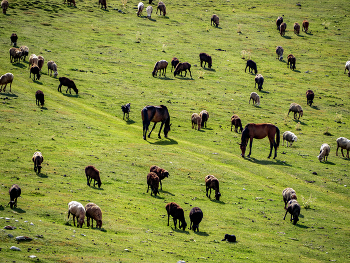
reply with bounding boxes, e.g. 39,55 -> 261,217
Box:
317,143 -> 330,162
282,131 -> 298,147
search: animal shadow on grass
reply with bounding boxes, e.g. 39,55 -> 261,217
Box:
320,161 -> 336,165
209,199 -> 225,205
1,93 -> 18,98
148,18 -> 156,22
283,36 -> 292,39
203,68 -> 216,72
13,63 -> 26,69
12,207 -> 26,213
246,157 -> 292,167
148,138 -> 178,145
311,105 -> 320,110
37,173 -> 48,178
293,70 -> 301,73
161,190 -> 174,196
63,93 -> 79,98
260,90 -> 269,94
158,76 -> 174,81
193,231 -> 209,236
32,80 -> 43,85
126,119 -> 136,125
39,107 -> 48,110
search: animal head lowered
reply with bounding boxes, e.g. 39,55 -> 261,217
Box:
164,122 -> 171,138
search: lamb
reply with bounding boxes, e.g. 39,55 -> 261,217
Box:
20,46 -> 29,61
230,114 -> 243,133
336,137 -> 350,158
146,172 -> 160,196
156,1 -> 166,16
8,184 -> 21,209
222,234 -> 236,242
288,103 -> 303,119
35,90 -> 45,107
68,201 -> 85,228
282,188 -> 297,209
344,61 -> 350,77
58,77 -> 78,94
245,60 -> 257,74
317,143 -> 330,162
282,131 -> 298,147
280,22 -> 286,36
165,202 -> 187,231
200,110 -> 209,128
306,90 -> 314,106
205,175 -> 221,201
191,113 -> 201,130
254,74 -> 264,91
32,151 -> 44,174
85,165 -> 102,188
174,62 -> 192,78
152,60 -> 168,77
294,22 -> 300,35
276,16 -> 283,30
121,102 -> 131,120
10,33 -> 18,46
137,2 -> 144,16
1,0 -> 9,14
287,54 -> 296,70
276,46 -> 284,61
9,48 -> 22,63
98,0 -> 106,10
150,165 -> 169,190
85,203 -> 103,228
47,60 -> 58,77
0,73 -> 14,93
302,20 -> 309,33
146,5 -> 153,18
30,64 -> 41,81
28,54 -> 38,68
283,199 -> 300,225
211,14 -> 219,27
189,207 -> 203,232
37,55 -> 44,71
249,92 -> 260,106
199,53 -> 212,69
170,57 -> 179,72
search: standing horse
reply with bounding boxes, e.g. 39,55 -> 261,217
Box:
141,105 -> 171,140
239,123 -> 280,159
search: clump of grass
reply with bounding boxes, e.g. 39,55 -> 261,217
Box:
198,71 -> 205,79
237,24 -> 242,34
301,194 -> 316,209
241,50 -> 251,60
295,122 -> 301,131
322,21 -> 330,29
135,31 -> 141,43
335,113 -> 342,123
162,44 -> 166,52
121,0 -> 127,9
232,8 -> 235,12
206,25 -> 209,32
323,127 -> 332,136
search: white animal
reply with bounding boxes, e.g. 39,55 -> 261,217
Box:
282,131 -> 298,147
0,73 -> 14,92
249,92 -> 260,106
344,61 -> 350,77
146,5 -> 153,18
47,61 -> 58,77
68,201 -> 85,228
137,2 -> 144,16
317,143 -> 330,162
336,137 -> 350,158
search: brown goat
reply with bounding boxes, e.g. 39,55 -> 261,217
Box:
287,54 -> 296,70
205,175 -> 221,201
58,77 -> 78,94
200,110 -> 209,128
171,57 -> 179,72
302,20 -> 309,33
191,113 -> 201,130
294,22 -> 300,35
146,172 -> 160,196
85,165 -> 102,188
211,14 -> 219,27
231,114 -> 243,133
166,202 -> 187,231
150,165 -> 169,190
156,1 -> 166,16
306,90 -> 314,106
174,62 -> 192,78
276,16 -> 283,30
280,22 -> 286,36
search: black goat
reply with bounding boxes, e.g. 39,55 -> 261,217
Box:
35,90 -> 45,107
121,103 -> 130,120
245,60 -> 257,74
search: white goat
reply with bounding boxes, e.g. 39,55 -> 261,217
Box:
317,143 -> 330,162
336,137 -> 350,158
282,131 -> 298,147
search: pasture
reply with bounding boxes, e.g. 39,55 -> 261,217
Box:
0,0 -> 350,262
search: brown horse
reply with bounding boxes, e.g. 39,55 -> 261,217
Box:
141,105 -> 171,140
240,123 -> 280,159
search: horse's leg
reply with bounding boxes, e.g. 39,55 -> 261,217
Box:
268,140 -> 273,159
247,139 -> 253,157
143,121 -> 149,140
158,122 -> 165,139
148,122 -> 157,138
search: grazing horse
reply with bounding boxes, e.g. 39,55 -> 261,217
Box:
240,123 -> 280,159
141,105 -> 171,140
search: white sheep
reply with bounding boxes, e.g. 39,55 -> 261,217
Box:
47,60 -> 58,77
317,143 -> 330,162
85,203 -> 103,228
0,73 -> 14,93
336,137 -> 350,158
9,48 -> 22,63
28,54 -> 38,68
344,61 -> 350,77
282,188 -> 297,209
146,5 -> 153,18
19,46 -> 29,61
282,131 -> 298,147
276,46 -> 283,61
288,103 -> 303,119
191,113 -> 201,130
32,151 -> 44,174
68,201 -> 85,228
249,92 -> 260,106
137,2 -> 144,16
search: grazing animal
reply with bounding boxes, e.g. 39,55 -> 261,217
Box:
336,137 -> 350,158
276,16 -> 283,30
8,184 -> 21,209
170,57 -> 179,72
282,188 -> 297,209
121,103 -> 131,120
68,201 -> 85,228
137,2 -> 144,16
98,0 -> 106,10
205,175 -> 221,201
32,151 -> 44,174
200,110 -> 209,128
189,207 -> 203,232
65,0 -> 76,6
249,92 -> 260,106
10,33 -> 18,46
211,14 -> 219,27
85,203 -> 103,228
148,0 -> 153,4
37,55 -> 44,71
47,60 -> 58,77
146,5 -> 153,18
231,114 -> 243,133
276,46 -> 284,61
20,46 -> 29,61
306,90 -> 314,106
240,123 -> 280,159
191,113 -> 201,130
280,22 -> 286,36
245,60 -> 257,74
283,199 -> 300,225
1,0 -> 9,14
174,62 -> 192,78
287,54 -> 296,70
282,131 -> 297,147
35,90 -> 45,107
152,60 -> 168,77
199,53 -> 212,69
58,77 -> 78,94
30,64 -> 41,80
9,48 -> 22,63
344,61 -> 350,77
294,22 -> 300,35
150,165 -> 169,190
165,202 -> 187,231
146,172 -> 160,196
0,73 -> 14,93
156,1 -> 166,16
317,143 -> 330,162
28,54 -> 38,68
222,234 -> 236,242
254,74 -> 264,91
288,103 -> 303,120
85,165 -> 102,188
141,105 -> 171,140
302,20 -> 309,33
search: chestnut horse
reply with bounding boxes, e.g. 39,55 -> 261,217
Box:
141,105 -> 171,140
240,123 -> 280,159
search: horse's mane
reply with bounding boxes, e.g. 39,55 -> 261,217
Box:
241,124 -> 250,145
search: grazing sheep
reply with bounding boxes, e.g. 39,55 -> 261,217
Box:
174,62 -> 192,78
156,1 -> 166,16
9,48 -> 22,63
276,46 -> 284,61
276,16 -> 283,30
58,77 -> 78,94
1,0 -> 9,14
146,172 -> 160,196
65,0 -> 76,6
10,33 -> 17,46
32,151 -> 44,174
294,22 -> 300,35
37,55 -> 44,71
165,202 -> 187,231
344,61 -> 350,77
85,165 -> 102,188
189,207 -> 203,232
205,175 -> 221,201
35,90 -> 45,107
148,0 -> 153,4
280,22 -> 286,36
191,113 -> 201,130
121,102 -> 131,120
47,60 -> 58,77
211,14 -> 219,27
282,188 -> 297,209
150,165 -> 169,190
254,74 -> 264,91
336,137 -> 350,158
317,143 -> 330,162
28,54 -> 38,68
85,203 -> 103,228
68,201 -> 85,228
19,46 -> 29,61
302,20 -> 309,33
137,2 -> 144,16
170,57 -> 179,72
283,199 -> 300,225
287,54 -> 296,70
98,0 -> 106,10
30,64 -> 41,80
199,53 -> 212,68
152,60 -> 168,77
0,73 -> 14,93
231,114 -> 243,133
200,110 -> 209,128
8,184 -> 21,209
306,90 -> 314,106
245,60 -> 257,74
146,5 -> 152,18
288,103 -> 303,120
249,92 -> 260,106
282,131 -> 297,147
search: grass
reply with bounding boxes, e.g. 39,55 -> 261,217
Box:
0,0 -> 350,262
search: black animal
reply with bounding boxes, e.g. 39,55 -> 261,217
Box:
35,90 -> 45,107
121,103 -> 130,120
199,53 -> 212,68
85,165 -> 102,188
141,105 -> 171,140
30,65 -> 41,80
189,207 -> 203,232
276,16 -> 283,30
58,77 -> 78,94
222,234 -> 236,242
10,33 -> 18,46
283,199 -> 301,225
8,184 -> 21,209
287,54 -> 296,70
306,90 -> 314,106
171,57 -> 179,72
166,202 -> 187,231
245,60 -> 257,74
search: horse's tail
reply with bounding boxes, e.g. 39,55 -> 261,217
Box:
275,126 -> 280,148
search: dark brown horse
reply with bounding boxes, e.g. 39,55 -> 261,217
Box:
141,105 -> 171,140
240,123 -> 280,159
